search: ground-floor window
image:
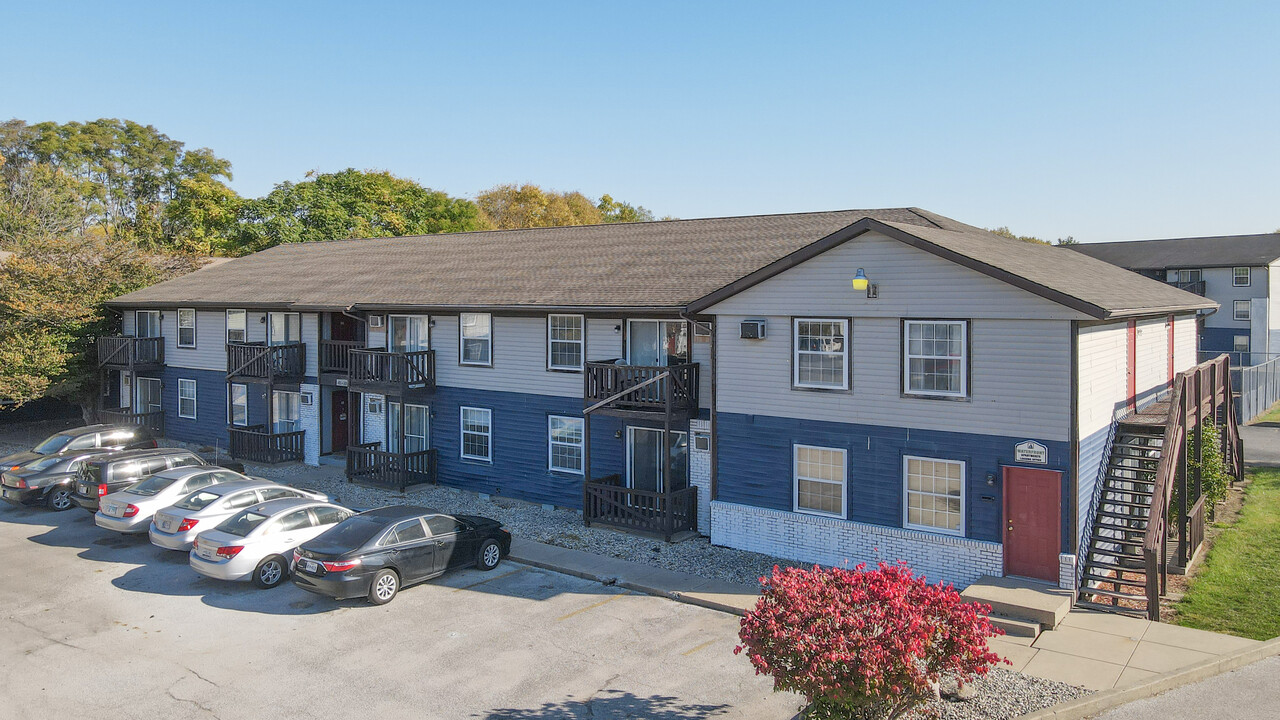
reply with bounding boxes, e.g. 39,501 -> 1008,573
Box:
1234,335 -> 1250,353
228,383 -> 248,426
461,406 -> 492,461
120,373 -> 133,408
273,391 -> 300,434
136,377 -> 162,414
903,455 -> 965,535
548,416 -> 584,474
388,402 -> 429,454
177,379 -> 197,419
793,444 -> 846,518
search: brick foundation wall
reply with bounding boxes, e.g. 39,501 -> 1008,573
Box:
689,419 -> 711,535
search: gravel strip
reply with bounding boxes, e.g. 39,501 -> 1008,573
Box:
925,669 -> 1091,720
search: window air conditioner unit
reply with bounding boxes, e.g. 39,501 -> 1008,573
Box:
367,396 -> 384,414
739,319 -> 766,340
368,315 -> 384,328
300,391 -> 314,407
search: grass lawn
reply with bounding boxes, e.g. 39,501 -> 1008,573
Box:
1174,467 -> 1280,640
1249,400 -> 1280,425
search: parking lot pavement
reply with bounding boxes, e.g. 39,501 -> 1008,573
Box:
0,504 -> 798,720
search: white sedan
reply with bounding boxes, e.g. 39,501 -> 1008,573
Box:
190,498 -> 353,588
95,467 -> 254,534
150,480 -> 328,551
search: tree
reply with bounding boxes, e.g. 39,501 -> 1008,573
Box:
232,168 -> 486,253
735,563 -> 1004,720
988,226 -> 1048,245
597,193 -> 654,223
475,184 -> 657,229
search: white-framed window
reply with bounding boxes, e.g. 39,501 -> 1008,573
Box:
548,416 -> 584,474
1174,268 -> 1201,283
793,444 -> 846,518
228,383 -> 248,426
389,315 -> 430,353
273,390 -> 300,434
1234,300 -> 1251,321
120,373 -> 132,408
135,310 -> 161,338
793,318 -> 849,390
903,320 -> 968,398
460,406 -> 492,461
269,312 -> 301,346
1234,335 -> 1250,353
1234,267 -> 1251,287
387,402 -> 429,454
903,456 -> 965,536
177,379 -> 197,419
460,313 -> 492,366
177,309 -> 197,348
547,314 -> 584,371
226,309 -> 247,344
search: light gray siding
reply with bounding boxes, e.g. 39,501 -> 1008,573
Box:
1200,266 -> 1266,331
1174,313 -> 1197,372
303,313 -> 319,377
1134,317 -> 1167,397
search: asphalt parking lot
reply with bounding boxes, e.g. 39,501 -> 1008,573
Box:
0,502 -> 796,720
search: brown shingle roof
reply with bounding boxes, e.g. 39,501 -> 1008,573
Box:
108,208 -> 1215,319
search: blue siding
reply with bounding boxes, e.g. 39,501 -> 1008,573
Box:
1201,326 -> 1241,354
716,411 -> 1072,548
1075,422 -> 1114,576
160,367 -> 233,447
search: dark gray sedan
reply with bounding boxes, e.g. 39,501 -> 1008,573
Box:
1,449 -> 115,510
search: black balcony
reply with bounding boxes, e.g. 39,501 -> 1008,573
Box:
97,336 -> 164,370
227,425 -> 305,464
226,342 -> 305,383
584,360 -> 699,419
99,408 -> 165,435
319,340 -> 364,374
348,349 -> 435,394
346,444 -> 437,492
583,474 -> 698,541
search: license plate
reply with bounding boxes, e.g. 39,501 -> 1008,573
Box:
162,520 -> 175,532
106,504 -> 119,516
302,560 -> 318,573
79,484 -> 88,494
197,546 -> 217,561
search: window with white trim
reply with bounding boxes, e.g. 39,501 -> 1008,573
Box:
177,309 -> 197,348
1234,300 -> 1251,321
793,319 -> 848,389
273,391 -> 300,434
1234,267 -> 1251,287
548,416 -> 584,473
177,379 -> 197,419
793,444 -> 846,518
903,456 -> 965,535
388,402 -> 429,454
904,320 -> 968,397
226,309 -> 247,344
1234,335 -> 1250,353
228,383 -> 247,426
547,314 -> 584,371
460,313 -> 492,366
120,373 -> 133,409
460,406 -> 492,461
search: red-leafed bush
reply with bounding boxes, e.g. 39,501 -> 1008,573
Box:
735,562 -> 1005,719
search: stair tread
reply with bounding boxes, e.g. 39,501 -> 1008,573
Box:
1084,558 -> 1148,573
1074,599 -> 1150,619
1080,586 -> 1149,603
1083,572 -> 1147,587
1087,546 -> 1145,559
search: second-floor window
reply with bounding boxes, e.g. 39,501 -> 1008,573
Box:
226,309 -> 247,344
460,313 -> 492,366
1234,301 -> 1251,321
389,315 -> 430,353
1234,267 -> 1251,286
269,312 -> 301,346
547,314 -> 584,370
135,310 -> 161,338
903,320 -> 968,398
177,309 -> 196,348
793,318 -> 848,390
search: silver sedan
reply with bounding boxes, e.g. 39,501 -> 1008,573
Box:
95,467 -> 253,534
149,480 -> 328,551
190,498 -> 353,588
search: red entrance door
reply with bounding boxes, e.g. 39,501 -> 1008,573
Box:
1003,467 -> 1061,582
331,390 -> 349,453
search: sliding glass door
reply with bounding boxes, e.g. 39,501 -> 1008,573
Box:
626,427 -> 688,494
626,320 -> 689,366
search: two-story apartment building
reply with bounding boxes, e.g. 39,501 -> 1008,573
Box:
1070,233 -> 1280,365
102,208 -> 1213,591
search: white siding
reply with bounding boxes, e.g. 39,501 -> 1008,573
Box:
153,309 -> 226,372
1134,317 -> 1168,396
707,231 -> 1089,321
1270,262 -> 1280,356
303,313 -> 319,377
122,311 -> 134,336
247,311 -> 267,343
1076,322 -> 1130,442
1173,313 -> 1197,375
715,315 -> 1071,441
692,327 -> 712,405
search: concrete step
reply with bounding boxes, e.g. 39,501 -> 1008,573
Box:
960,575 -> 1074,630
987,614 -> 1042,639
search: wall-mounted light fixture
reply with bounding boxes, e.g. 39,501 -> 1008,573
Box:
986,472 -> 996,487
614,324 -> 622,333
429,319 -> 436,327
614,429 -> 623,439
851,268 -> 878,299
259,316 -> 267,323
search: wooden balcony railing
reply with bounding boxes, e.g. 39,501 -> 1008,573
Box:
346,443 -> 437,492
99,408 -> 165,435
584,361 -> 699,416
319,340 -> 364,374
226,342 -> 306,382
1142,354 -> 1242,619
348,349 -> 434,392
1165,279 -> 1206,296
583,474 -> 697,541
227,425 -> 305,464
97,336 -> 164,369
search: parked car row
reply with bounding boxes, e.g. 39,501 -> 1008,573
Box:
2,425 -> 514,604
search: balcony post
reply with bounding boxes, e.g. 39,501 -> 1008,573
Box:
583,409 -> 592,528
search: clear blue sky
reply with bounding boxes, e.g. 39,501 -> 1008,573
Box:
4,1 -> 1277,242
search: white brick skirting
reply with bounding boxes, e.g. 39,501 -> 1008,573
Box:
688,419 -> 711,535
1058,553 -> 1077,591
710,500 -> 1003,589
362,393 -> 386,449
300,383 -> 320,467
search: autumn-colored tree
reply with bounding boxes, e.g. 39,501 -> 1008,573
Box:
597,193 -> 655,223
232,168 -> 487,252
474,183 -> 599,229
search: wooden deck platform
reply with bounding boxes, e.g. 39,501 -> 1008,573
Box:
1121,402 -> 1171,426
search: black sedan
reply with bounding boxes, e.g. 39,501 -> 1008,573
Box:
292,506 -> 512,605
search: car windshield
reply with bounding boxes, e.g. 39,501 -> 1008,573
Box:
126,474 -> 179,496
23,456 -> 65,471
217,511 -> 270,537
175,490 -> 222,511
32,434 -> 72,455
315,515 -> 387,549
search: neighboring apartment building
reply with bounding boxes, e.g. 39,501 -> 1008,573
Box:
101,208 -> 1213,591
1070,233 -> 1280,365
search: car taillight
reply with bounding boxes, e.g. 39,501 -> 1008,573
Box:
321,559 -> 360,572
123,504 -> 139,518
177,518 -> 198,532
14,479 -> 27,489
293,550 -> 303,565
97,484 -> 108,497
216,545 -> 244,560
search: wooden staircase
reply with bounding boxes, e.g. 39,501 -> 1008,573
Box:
1078,422 -> 1164,618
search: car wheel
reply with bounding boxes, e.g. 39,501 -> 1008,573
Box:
368,569 -> 399,605
477,539 -> 502,571
253,555 -> 288,589
45,487 -> 74,511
